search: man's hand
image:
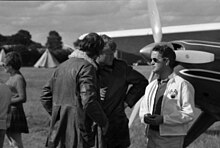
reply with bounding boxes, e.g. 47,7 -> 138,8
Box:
100,87 -> 108,101
124,102 -> 129,109
101,121 -> 109,135
144,114 -> 163,125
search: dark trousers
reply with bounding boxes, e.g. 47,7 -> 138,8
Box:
0,129 -> 6,148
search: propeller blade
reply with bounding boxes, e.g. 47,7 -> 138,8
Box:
148,0 -> 162,43
129,71 -> 155,128
129,0 -> 162,128
128,96 -> 143,128
175,50 -> 215,64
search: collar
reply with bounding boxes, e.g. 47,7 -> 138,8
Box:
157,78 -> 169,84
157,72 -> 176,84
68,50 -> 98,69
98,59 -> 115,72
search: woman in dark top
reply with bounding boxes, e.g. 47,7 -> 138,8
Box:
3,51 -> 28,148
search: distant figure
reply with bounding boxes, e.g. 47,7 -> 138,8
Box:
41,32 -> 109,148
139,43 -> 195,148
0,82 -> 12,148
95,34 -> 148,148
3,52 -> 29,148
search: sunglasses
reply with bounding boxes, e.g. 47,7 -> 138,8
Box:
150,58 -> 167,63
150,58 -> 162,63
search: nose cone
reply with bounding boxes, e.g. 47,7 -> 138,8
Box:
139,43 -> 156,61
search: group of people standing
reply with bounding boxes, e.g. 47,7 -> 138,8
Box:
0,32 -> 195,148
40,33 -> 148,148
41,32 -> 195,148
0,51 -> 29,148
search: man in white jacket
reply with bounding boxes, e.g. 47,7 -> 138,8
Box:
139,43 -> 195,148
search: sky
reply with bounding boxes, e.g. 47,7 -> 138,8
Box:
1,0 -> 220,47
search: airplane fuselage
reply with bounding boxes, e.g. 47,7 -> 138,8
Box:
166,40 -> 220,147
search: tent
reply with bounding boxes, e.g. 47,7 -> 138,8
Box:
34,49 -> 59,68
0,49 -> 6,63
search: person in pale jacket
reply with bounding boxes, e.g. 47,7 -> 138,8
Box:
139,43 -> 195,148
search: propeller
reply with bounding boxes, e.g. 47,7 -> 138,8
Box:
139,0 -> 162,62
129,0 -> 161,128
148,0 -> 162,43
128,71 -> 154,128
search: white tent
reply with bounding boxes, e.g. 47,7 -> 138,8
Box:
34,49 -> 59,68
0,49 -> 6,63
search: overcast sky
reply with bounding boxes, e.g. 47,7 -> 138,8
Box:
1,0 -> 220,47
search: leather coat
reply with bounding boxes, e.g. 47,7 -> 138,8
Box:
41,50 -> 108,148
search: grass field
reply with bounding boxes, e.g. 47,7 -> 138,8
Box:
0,66 -> 219,148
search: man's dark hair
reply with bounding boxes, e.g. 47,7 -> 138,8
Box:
152,43 -> 176,68
100,34 -> 117,52
79,32 -> 104,58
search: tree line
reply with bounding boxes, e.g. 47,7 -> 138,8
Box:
0,30 -> 72,66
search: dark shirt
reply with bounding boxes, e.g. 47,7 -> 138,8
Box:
97,58 -> 148,147
149,79 -> 169,131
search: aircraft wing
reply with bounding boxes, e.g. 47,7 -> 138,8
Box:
96,22 -> 220,55
80,22 -> 220,64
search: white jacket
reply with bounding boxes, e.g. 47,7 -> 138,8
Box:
139,73 -> 195,136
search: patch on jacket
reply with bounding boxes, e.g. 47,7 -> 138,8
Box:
168,89 -> 178,98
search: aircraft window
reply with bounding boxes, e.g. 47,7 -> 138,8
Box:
172,43 -> 185,51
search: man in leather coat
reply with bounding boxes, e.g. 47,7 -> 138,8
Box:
41,33 -> 109,148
